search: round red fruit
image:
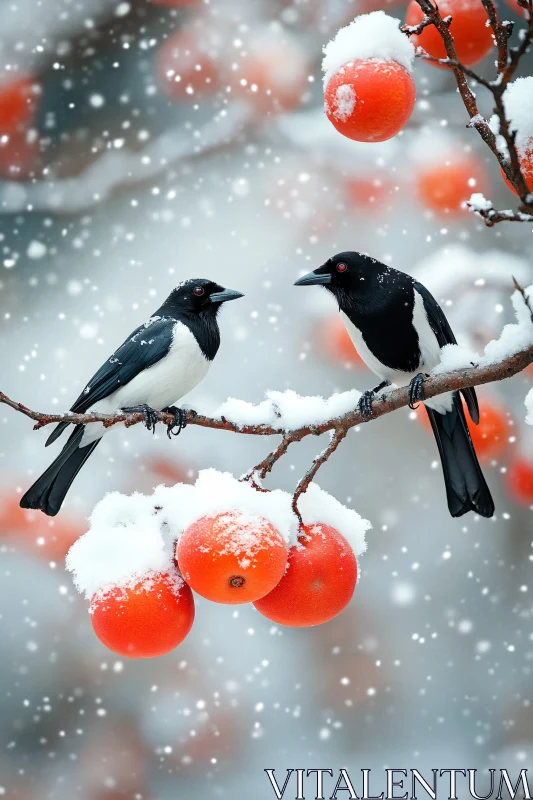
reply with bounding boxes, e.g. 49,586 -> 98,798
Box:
467,403 -> 509,462
417,154 -> 489,215
253,523 -> 358,627
177,512 -> 287,604
90,572 -> 194,658
0,76 -> 39,135
232,39 -> 308,114
155,30 -> 218,101
506,457 -> 533,506
325,59 -> 415,143
405,0 -> 494,67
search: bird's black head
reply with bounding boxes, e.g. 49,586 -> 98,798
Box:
294,251 -> 387,309
159,279 -> 244,318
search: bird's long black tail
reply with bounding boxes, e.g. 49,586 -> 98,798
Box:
20,425 -> 100,517
425,393 -> 495,518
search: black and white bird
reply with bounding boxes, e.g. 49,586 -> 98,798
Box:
20,279 -> 244,517
295,251 -> 494,519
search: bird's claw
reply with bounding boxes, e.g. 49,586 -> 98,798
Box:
358,390 -> 376,420
163,406 -> 188,439
408,373 -> 428,410
122,404 -> 159,433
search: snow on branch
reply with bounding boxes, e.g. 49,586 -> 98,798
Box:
402,0 -> 533,226
2,282 -> 533,519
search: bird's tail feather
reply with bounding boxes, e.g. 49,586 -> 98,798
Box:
20,425 -> 99,517
46,421 -> 71,447
425,394 -> 494,518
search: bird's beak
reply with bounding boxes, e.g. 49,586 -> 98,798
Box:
294,271 -> 332,287
209,288 -> 244,304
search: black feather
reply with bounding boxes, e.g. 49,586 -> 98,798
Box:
20,426 -> 99,517
425,394 -> 494,518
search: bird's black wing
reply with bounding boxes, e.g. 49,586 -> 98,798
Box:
46,317 -> 175,446
414,281 -> 479,424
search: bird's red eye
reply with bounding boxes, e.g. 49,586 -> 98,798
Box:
337,263 -> 347,273
194,287 -> 204,296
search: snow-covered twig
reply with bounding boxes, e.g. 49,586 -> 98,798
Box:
468,193 -> 533,225
402,0 -> 533,224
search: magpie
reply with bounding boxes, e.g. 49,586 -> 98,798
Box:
295,251 -> 495,519
20,279 -> 244,517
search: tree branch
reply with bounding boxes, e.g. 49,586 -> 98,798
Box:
402,0 -> 533,225
2,340 -> 533,517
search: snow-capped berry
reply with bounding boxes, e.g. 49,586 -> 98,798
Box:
177,512 -> 287,604
253,523 -> 358,627
405,0 -> 494,68
322,12 -> 415,143
325,60 -> 415,143
90,571 -> 195,658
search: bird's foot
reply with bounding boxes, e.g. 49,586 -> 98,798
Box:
408,373 -> 429,410
163,406 -> 188,439
357,381 -> 390,421
358,390 -> 377,420
121,404 -> 159,433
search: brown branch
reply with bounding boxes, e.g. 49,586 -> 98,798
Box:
2,336 -> 533,516
2,346 -> 532,439
467,197 -> 533,225
291,428 -> 348,524
404,0 -> 533,224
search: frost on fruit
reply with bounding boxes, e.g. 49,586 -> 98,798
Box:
332,84 -> 356,123
66,469 -> 370,601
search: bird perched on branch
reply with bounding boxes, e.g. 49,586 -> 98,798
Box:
295,251 -> 494,518
20,279 -> 244,516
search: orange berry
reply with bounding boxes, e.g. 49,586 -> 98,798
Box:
232,39 -> 308,114
324,59 -> 416,143
0,76 -> 39,135
466,403 -> 510,462
405,0 -> 494,67
417,154 -> 489,215
177,512 -> 287,604
345,176 -> 393,210
506,458 -> 533,506
317,314 -> 365,367
90,572 -> 194,658
155,30 -> 218,101
253,523 -> 358,627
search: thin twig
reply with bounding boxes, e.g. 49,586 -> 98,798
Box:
403,0 -> 533,223
291,428 -> 348,524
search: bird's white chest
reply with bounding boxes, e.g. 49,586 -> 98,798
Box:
92,321 -> 210,415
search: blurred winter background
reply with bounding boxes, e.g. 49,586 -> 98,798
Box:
0,0 -> 532,797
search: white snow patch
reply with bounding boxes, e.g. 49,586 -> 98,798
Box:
525,388 -> 533,426
432,283 -> 533,374
213,388 -> 362,430
332,84 -> 356,122
322,11 -> 415,86
503,77 -> 533,158
468,192 -> 493,213
67,469 -> 370,599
